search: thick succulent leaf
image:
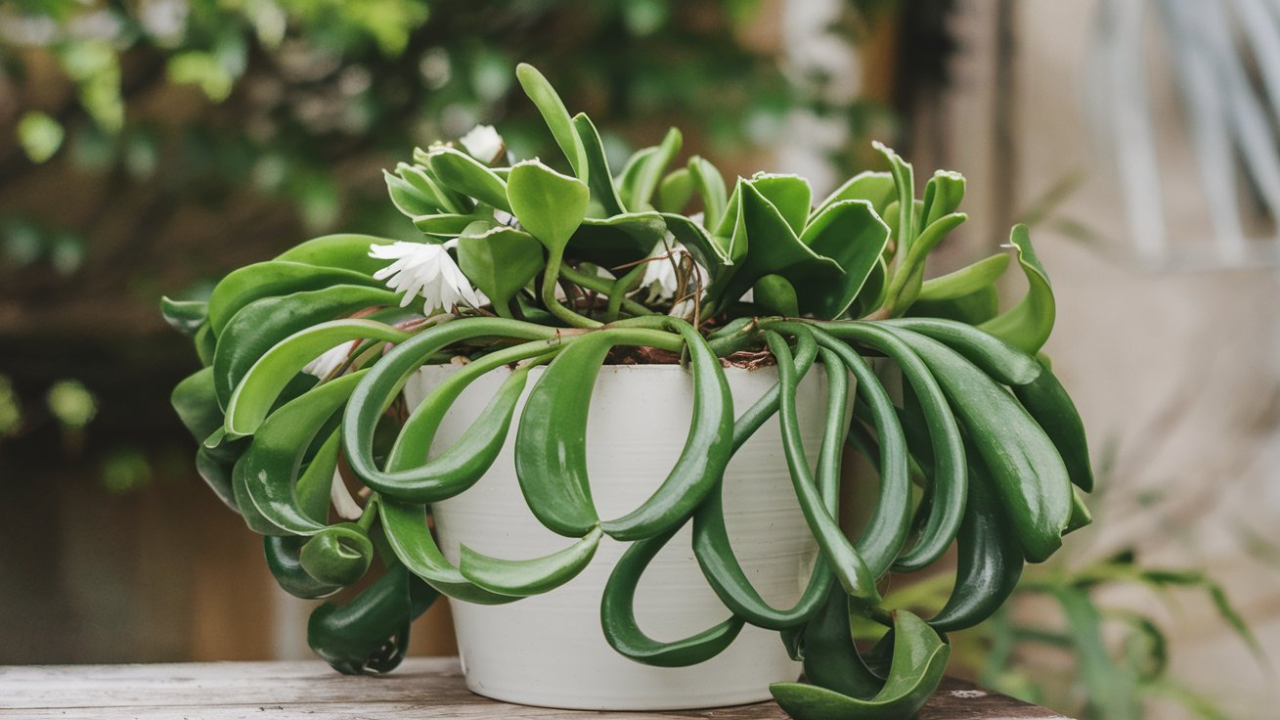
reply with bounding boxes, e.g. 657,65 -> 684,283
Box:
212,285 -> 403,408
715,182 -> 746,263
874,141 -> 916,253
908,286 -> 1000,324
195,446 -> 240,512
456,226 -> 545,309
225,318 -> 410,437
753,274 -> 799,316
616,146 -> 657,203
571,113 -> 626,216
194,323 -> 217,366
516,63 -> 588,184
295,430 -> 339,524
920,170 -> 966,229
307,564 -> 437,676
846,255 -> 888,319
602,524 -> 746,667
207,261 -> 383,334
815,170 -> 896,217
658,167 -> 694,213
908,253 -> 1009,324
623,127 -> 682,212
713,180 -> 840,305
274,234 -> 400,276
926,456 -> 1023,632
413,210 -> 494,239
392,162 -> 470,215
918,253 -> 1010,301
890,328 -> 1072,562
663,213 -> 730,273
771,610 -> 949,720
160,297 -> 207,337
384,168 -> 439,217
566,211 -> 666,269
232,452 -> 291,535
886,212 -> 968,315
1012,359 -> 1095,492
424,148 -> 512,213
750,173 -> 811,235
506,160 -> 589,254
793,586 -> 884,697
979,225 -> 1056,354
297,522 -> 372,588
263,535 -> 340,597
172,367 -> 222,443
379,499 -> 522,606
1064,487 -> 1093,535
459,527 -> 602,597
687,156 -> 728,228
787,200 -> 890,319
239,371 -> 366,535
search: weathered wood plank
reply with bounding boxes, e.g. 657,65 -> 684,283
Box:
0,657 -> 1071,719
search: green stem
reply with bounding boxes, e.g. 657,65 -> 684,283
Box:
560,264 -> 656,317
541,250 -> 603,328
358,495 -> 380,531
603,264 -> 647,323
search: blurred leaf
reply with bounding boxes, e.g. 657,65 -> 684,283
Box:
124,130 -> 160,179
1055,586 -> 1141,720
624,0 -> 669,36
49,233 -> 84,275
101,448 -> 152,494
0,375 -> 22,437
16,111 -> 65,163
167,52 -> 235,101
3,220 -> 43,266
47,379 -> 97,429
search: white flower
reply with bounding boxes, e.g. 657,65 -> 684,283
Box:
458,124 -> 504,163
640,236 -> 708,303
370,241 -> 488,312
302,341 -> 358,379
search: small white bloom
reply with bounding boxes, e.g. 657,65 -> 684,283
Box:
370,241 -> 488,312
640,237 -> 708,303
302,341 -> 357,379
458,124 -> 504,163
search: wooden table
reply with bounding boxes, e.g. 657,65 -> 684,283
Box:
0,657 -> 1071,719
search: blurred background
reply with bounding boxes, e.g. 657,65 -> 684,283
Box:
2,1 -> 1279,718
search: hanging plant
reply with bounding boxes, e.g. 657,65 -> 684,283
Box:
164,64 -> 1092,718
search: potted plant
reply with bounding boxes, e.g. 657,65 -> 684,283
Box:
163,64 -> 1093,718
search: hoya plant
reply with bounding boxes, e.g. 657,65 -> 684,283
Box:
164,64 -> 1092,718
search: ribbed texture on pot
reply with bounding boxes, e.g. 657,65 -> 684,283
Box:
406,363 -> 841,710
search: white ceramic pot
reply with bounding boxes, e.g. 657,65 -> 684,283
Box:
403,362 -> 841,710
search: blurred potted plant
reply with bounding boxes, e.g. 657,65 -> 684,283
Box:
164,64 -> 1094,717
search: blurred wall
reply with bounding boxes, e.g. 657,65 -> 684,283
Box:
912,1 -> 1280,715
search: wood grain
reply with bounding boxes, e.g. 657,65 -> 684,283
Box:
0,657 -> 1072,719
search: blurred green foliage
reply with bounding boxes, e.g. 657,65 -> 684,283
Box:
0,375 -> 21,437
0,0 -> 838,248
46,379 -> 97,430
